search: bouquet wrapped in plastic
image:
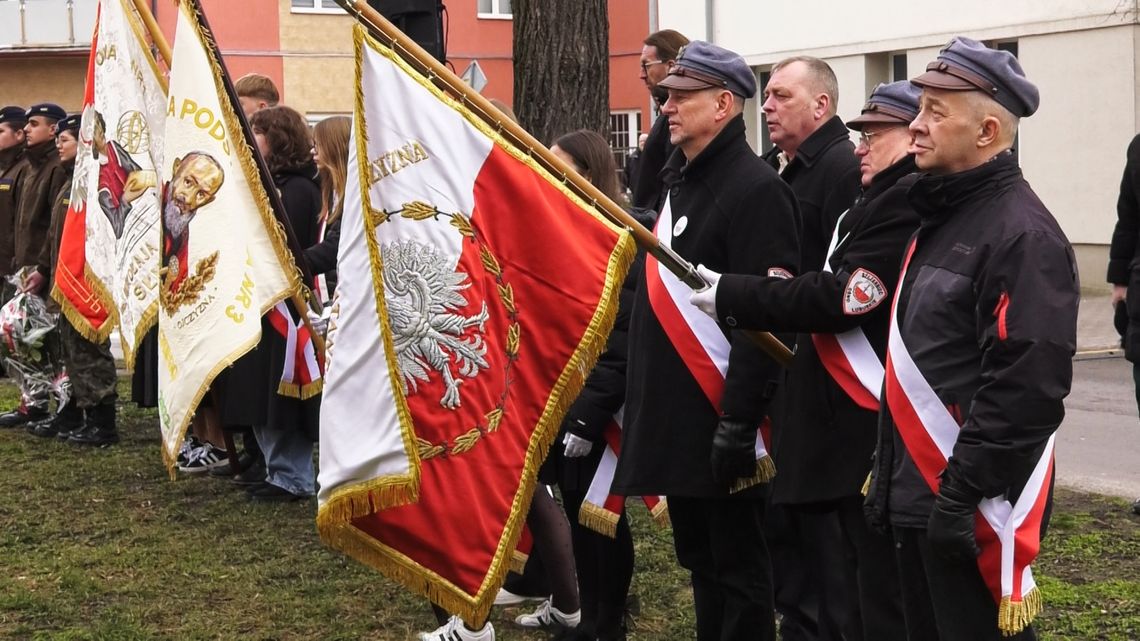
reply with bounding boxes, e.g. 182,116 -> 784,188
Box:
0,269 -> 68,410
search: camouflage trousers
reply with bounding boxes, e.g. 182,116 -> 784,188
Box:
59,318 -> 118,408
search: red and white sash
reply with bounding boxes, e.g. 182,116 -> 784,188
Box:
644,196 -> 774,488
885,241 -> 1053,635
811,211 -> 883,411
579,407 -> 669,537
267,301 -> 324,399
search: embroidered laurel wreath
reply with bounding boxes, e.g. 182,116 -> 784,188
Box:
160,251 -> 219,315
369,201 -> 518,461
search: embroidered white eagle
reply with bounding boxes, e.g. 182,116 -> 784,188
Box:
382,239 -> 490,410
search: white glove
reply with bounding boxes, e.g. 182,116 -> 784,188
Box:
307,307 -> 330,335
689,264 -> 721,319
562,431 -> 593,458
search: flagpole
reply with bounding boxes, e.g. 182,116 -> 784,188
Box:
129,0 -> 172,71
334,0 -> 792,366
184,0 -> 327,358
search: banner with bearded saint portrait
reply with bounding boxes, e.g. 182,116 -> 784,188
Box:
156,0 -> 300,472
54,0 -> 166,366
316,23 -> 635,625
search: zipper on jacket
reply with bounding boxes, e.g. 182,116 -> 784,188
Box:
993,291 -> 1010,341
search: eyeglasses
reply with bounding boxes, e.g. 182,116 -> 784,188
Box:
858,130 -> 885,150
640,59 -> 664,72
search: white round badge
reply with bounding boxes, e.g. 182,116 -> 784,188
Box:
673,215 -> 689,237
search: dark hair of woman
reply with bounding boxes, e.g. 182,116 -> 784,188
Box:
551,129 -> 623,205
312,116 -> 351,225
249,105 -> 313,176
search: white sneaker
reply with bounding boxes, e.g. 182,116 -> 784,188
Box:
177,442 -> 230,474
514,599 -> 581,629
418,615 -> 495,641
493,587 -> 547,606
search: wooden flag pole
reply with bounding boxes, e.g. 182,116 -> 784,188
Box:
334,0 -> 792,366
129,0 -> 172,67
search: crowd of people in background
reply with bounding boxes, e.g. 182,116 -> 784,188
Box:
0,21 -> 1110,641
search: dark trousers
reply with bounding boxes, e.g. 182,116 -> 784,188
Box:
893,526 -> 1036,641
668,495 -> 775,641
562,487 -> 635,641
786,497 -> 906,641
1133,362 -> 1140,418
766,502 -> 818,640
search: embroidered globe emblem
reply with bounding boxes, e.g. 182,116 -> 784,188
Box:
382,239 -> 490,410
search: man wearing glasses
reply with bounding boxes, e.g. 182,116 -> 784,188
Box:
691,81 -> 918,641
631,29 -> 689,212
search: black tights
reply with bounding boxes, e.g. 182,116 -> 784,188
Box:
527,486 -> 581,614
561,487 -> 635,640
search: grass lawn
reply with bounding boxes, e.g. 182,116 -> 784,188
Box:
0,378 -> 1138,640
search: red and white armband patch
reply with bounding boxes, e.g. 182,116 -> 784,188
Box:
843,268 -> 887,315
768,267 -> 793,280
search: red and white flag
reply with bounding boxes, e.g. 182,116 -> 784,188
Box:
316,25 -> 634,625
55,0 -> 166,365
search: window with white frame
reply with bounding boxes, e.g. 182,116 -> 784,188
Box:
478,0 -> 511,19
292,0 -> 341,14
609,110 -> 642,171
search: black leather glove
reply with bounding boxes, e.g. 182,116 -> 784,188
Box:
710,416 -> 757,485
927,472 -> 982,562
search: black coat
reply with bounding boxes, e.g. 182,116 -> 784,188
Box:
613,115 -> 802,498
763,115 -> 861,274
630,113 -> 673,212
865,152 -> 1079,528
1108,133 -> 1140,361
305,216 -> 340,300
715,155 -> 920,505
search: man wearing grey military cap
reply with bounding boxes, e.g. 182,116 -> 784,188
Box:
864,36 -> 1079,640
690,80 -> 921,641
613,40 -> 801,641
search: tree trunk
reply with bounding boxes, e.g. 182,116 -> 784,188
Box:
512,0 -> 609,147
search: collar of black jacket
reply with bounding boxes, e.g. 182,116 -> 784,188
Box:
24,139 -> 58,167
661,113 -> 747,182
786,114 -> 850,168
0,143 -> 22,171
862,154 -> 917,203
907,150 -> 1020,222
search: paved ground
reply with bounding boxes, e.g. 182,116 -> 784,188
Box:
1059,354 -> 1138,499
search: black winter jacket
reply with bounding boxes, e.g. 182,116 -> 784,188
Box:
715,155 -> 920,504
630,113 -> 673,213
866,152 -> 1079,528
762,115 -> 860,275
1108,133 -> 1140,361
613,115 -> 801,498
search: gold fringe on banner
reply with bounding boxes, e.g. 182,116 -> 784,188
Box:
650,499 -> 671,528
579,502 -> 621,538
998,588 -> 1042,636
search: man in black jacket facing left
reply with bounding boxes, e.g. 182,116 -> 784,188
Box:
869,37 -> 1078,640
613,41 -> 800,641
691,80 -> 920,641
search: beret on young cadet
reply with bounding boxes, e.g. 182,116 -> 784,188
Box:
846,81 -> 922,130
56,113 -> 81,138
657,40 -> 757,99
911,36 -> 1040,118
26,103 -> 67,123
0,105 -> 27,127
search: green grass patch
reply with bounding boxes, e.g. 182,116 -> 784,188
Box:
0,378 -> 1137,639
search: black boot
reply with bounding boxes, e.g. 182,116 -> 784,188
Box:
69,400 -> 119,447
28,400 -> 83,438
0,405 -> 49,428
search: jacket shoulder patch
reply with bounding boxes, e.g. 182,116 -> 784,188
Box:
843,268 -> 886,315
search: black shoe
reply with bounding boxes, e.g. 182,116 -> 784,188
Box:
0,407 -> 48,428
1133,498 -> 1140,516
29,400 -> 83,439
232,458 -> 267,486
208,450 -> 255,478
68,401 -> 118,447
247,483 -> 308,503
